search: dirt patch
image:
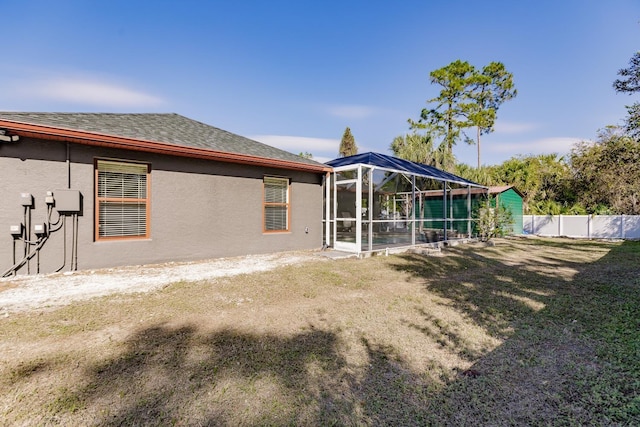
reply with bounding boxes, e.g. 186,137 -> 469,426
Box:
0,251 -> 328,314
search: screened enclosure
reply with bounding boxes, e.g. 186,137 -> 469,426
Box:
323,153 -> 488,254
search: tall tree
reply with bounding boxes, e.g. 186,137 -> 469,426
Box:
338,127 -> 358,157
467,62 -> 517,168
411,60 -> 476,157
614,51 -> 640,93
613,51 -> 640,140
411,60 -> 516,168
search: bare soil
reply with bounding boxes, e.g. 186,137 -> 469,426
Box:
0,251 -> 326,314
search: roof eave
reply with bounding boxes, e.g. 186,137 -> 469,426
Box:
0,120 -> 332,173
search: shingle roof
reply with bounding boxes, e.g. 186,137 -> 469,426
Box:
0,112 -> 324,168
488,185 -> 523,197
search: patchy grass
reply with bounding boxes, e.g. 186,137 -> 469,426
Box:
1,237 -> 639,425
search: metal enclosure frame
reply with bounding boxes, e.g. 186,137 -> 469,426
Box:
324,153 -> 487,255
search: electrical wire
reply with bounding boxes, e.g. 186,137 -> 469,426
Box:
54,216 -> 67,273
1,234 -> 48,278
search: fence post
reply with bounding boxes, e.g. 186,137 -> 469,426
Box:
558,215 -> 563,237
587,215 -> 591,239
531,215 -> 534,235
621,214 -> 625,239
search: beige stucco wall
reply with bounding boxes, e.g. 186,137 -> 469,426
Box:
0,137 -> 324,275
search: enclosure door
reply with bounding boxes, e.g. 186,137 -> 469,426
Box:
333,171 -> 360,252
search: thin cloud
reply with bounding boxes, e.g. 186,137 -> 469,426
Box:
252,135 -> 339,151
312,155 -> 334,164
325,104 -> 377,120
490,137 -> 585,156
18,78 -> 165,108
494,121 -> 537,134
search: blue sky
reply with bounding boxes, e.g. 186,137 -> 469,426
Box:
2,0 -> 639,165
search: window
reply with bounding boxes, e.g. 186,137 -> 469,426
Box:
263,176 -> 289,232
95,160 -> 150,240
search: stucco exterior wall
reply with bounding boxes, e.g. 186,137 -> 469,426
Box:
0,137 -> 324,275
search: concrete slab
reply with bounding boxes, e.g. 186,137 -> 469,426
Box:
315,250 -> 358,260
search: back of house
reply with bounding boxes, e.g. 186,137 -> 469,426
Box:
0,112 -> 329,276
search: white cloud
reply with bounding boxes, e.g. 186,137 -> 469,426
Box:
494,121 -> 538,134
490,137 -> 585,156
312,155 -> 334,164
252,135 -> 339,151
325,104 -> 377,120
252,135 -> 342,163
18,78 -> 165,108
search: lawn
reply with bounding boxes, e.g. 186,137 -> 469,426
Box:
1,237 -> 639,425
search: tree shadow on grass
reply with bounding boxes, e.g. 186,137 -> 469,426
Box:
389,254 -> 548,340
26,238 -> 640,425
41,323 -> 444,426
388,238 -> 640,424
63,326 -> 353,425
390,238 -> 620,336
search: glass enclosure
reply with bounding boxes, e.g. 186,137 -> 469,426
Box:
324,160 -> 487,255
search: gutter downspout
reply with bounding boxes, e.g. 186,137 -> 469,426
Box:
324,171 -> 331,247
67,142 -> 71,189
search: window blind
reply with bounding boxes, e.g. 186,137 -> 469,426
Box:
264,177 -> 289,231
96,160 -> 149,239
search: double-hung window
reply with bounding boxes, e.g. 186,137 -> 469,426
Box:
263,176 -> 289,232
95,159 -> 150,240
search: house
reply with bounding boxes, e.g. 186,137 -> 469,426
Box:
0,113 -> 330,276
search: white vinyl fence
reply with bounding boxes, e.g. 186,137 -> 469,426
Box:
523,215 -> 640,239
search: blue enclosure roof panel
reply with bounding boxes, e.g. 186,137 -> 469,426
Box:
326,152 -> 485,188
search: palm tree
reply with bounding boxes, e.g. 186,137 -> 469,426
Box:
390,131 -> 457,172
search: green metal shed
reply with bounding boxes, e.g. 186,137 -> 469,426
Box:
421,185 -> 524,235
490,186 -> 524,235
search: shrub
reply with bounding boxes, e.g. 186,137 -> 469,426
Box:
474,196 -> 514,241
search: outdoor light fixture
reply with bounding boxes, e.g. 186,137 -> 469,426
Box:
0,129 -> 20,142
